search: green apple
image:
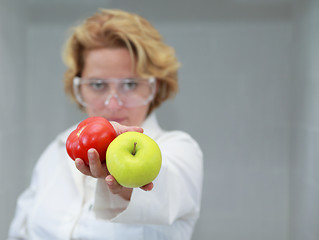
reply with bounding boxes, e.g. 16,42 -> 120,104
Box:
106,131 -> 162,188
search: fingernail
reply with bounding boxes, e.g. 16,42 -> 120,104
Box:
88,149 -> 94,158
105,177 -> 113,185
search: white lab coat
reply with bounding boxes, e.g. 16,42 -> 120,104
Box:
8,113 -> 203,240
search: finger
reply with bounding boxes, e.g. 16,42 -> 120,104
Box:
110,121 -> 143,135
105,175 -> 124,194
75,158 -> 92,177
140,182 -> 154,191
88,149 -> 107,178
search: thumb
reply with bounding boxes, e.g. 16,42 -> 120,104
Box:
105,175 -> 124,194
110,121 -> 143,136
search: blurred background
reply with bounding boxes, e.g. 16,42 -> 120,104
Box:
0,0 -> 318,239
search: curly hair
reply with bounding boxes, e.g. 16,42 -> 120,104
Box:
62,9 -> 180,114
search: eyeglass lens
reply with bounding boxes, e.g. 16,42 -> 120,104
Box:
76,78 -> 155,108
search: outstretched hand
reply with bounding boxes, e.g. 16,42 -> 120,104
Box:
74,121 -> 154,199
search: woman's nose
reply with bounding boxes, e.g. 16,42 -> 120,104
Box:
104,93 -> 123,110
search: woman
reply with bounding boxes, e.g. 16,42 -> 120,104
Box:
8,9 -> 203,240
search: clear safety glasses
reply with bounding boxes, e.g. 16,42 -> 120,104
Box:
73,76 -> 156,109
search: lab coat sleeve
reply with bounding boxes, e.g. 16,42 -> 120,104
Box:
7,140 -> 58,240
7,164 -> 39,239
93,131 -> 203,225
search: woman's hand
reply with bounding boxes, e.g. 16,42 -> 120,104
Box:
74,121 -> 154,199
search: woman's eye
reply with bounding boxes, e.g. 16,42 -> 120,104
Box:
89,81 -> 107,90
122,81 -> 138,91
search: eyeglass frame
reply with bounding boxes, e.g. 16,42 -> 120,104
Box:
72,76 -> 157,108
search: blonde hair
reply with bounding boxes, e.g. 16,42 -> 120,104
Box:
63,9 -> 180,114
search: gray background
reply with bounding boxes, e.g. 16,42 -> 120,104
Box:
0,0 -> 318,239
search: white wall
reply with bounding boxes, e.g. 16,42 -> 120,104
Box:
289,0 -> 319,239
0,0 -> 28,237
1,0 -> 318,240
157,20 -> 291,239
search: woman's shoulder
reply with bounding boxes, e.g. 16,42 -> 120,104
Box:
35,124 -> 77,165
157,129 -> 195,141
55,124 -> 78,145
144,113 -> 200,146
156,129 -> 202,153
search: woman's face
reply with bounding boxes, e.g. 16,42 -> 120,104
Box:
81,48 -> 150,126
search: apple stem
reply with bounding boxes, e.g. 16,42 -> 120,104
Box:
132,142 -> 137,156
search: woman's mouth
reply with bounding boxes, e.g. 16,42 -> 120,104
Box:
108,117 -> 127,124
